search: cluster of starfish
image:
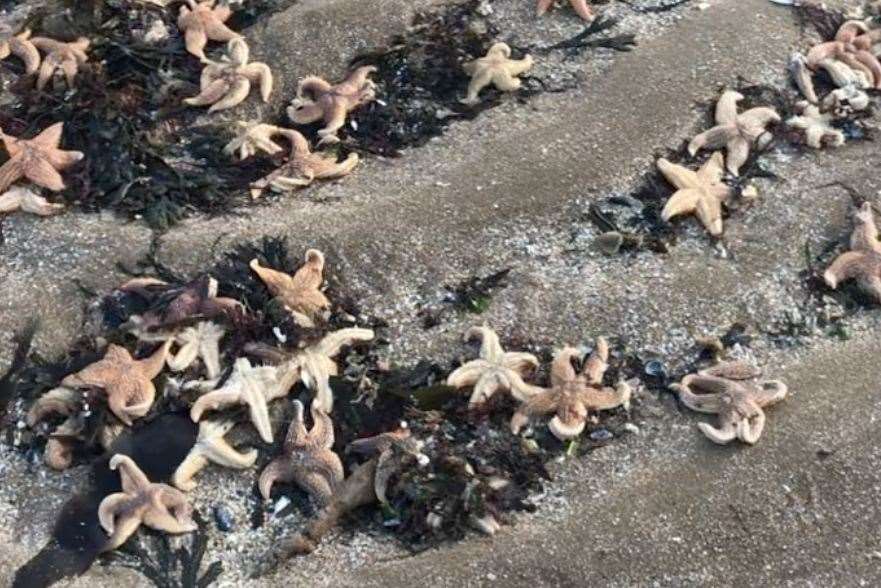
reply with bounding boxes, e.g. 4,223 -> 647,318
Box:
0,29 -> 91,90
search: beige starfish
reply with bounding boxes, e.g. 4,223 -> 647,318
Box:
0,122 -> 84,193
223,122 -> 288,160
0,185 -> 64,216
172,419 -> 257,491
461,42 -> 534,105
258,400 -> 344,505
824,202 -> 881,302
787,102 -> 845,149
286,66 -> 378,144
0,29 -> 41,74
536,0 -> 595,21
184,38 -> 272,112
167,321 -> 226,379
177,0 -> 241,60
346,425 -> 429,504
98,454 -> 198,552
30,36 -> 90,91
510,338 -> 631,441
658,152 -> 733,237
246,328 -> 375,414
189,357 -> 295,443
807,21 -> 881,89
446,325 -> 541,406
248,128 -> 359,198
669,362 -> 788,445
61,341 -> 172,426
26,386 -> 83,470
688,90 -> 780,176
250,249 -> 331,327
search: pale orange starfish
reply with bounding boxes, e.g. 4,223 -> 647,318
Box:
824,202 -> 881,302
61,341 -> 172,426
0,29 -> 41,74
30,36 -> 90,90
536,0 -> 595,21
250,249 -> 331,327
0,122 -> 84,193
806,21 -> 881,89
177,0 -> 241,60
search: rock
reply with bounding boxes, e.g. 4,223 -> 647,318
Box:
214,504 -> 235,532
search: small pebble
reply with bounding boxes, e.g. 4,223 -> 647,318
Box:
590,428 -> 613,442
273,496 -> 291,516
214,504 -> 235,532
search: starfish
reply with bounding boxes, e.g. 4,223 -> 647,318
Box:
248,128 -> 359,198
26,386 -> 83,470
223,122 -> 289,160
787,102 -> 845,149
61,341 -> 172,426
286,66 -> 378,144
688,90 -> 781,176
0,29 -> 41,75
250,249 -> 330,327
190,357 -> 294,443
669,362 -> 788,445
98,454 -> 198,552
346,425 -> 429,504
807,21 -> 881,88
184,38 -> 272,112
824,202 -> 881,302
536,0 -> 595,21
177,0 -> 241,61
167,321 -> 226,379
0,185 -> 64,216
0,122 -> 84,193
172,420 -> 258,491
460,42 -> 534,105
245,327 -> 375,413
510,338 -> 631,441
129,275 -> 244,331
258,400 -> 344,505
657,152 -> 733,237
30,36 -> 90,91
446,325 -> 541,406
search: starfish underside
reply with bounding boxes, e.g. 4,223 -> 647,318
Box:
787,102 -> 845,149
173,419 -> 257,491
824,202 -> 881,302
185,38 -> 272,112
0,29 -> 40,74
167,321 -> 226,379
224,122 -> 288,160
461,43 -> 534,105
30,36 -> 90,90
0,122 -> 84,193
658,151 -> 733,237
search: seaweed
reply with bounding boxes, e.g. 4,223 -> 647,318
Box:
0,320 -> 38,421
524,16 -> 637,55
618,0 -> 694,14
418,268 -> 512,328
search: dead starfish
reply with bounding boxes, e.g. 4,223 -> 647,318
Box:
245,328 -> 375,413
61,341 -> 172,426
0,122 -> 84,193
669,362 -> 788,445
248,128 -> 359,198
461,42 -> 534,105
286,66 -> 378,144
536,0 -> 595,21
223,122 -> 288,160
26,386 -> 83,470
688,90 -> 780,176
166,321 -> 226,379
190,357 -> 294,443
0,185 -> 64,216
807,21 -> 881,88
172,419 -> 257,491
177,0 -> 241,60
446,325 -> 541,406
787,102 -> 845,149
510,338 -> 631,441
658,152 -> 733,237
824,202 -> 881,302
250,249 -> 330,327
98,454 -> 198,552
126,275 -> 244,331
0,29 -> 40,74
30,36 -> 90,91
346,425 -> 429,504
184,38 -> 272,112
258,400 -> 344,505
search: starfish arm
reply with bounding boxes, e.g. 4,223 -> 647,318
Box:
185,78 -> 230,107
697,418 -> 738,444
661,188 -> 702,223
805,125 -> 829,149
205,438 -> 258,469
290,248 -> 326,292
199,338 -> 222,380
536,0 -> 554,16
0,158 -> 24,193
582,337 -> 609,385
725,136 -> 751,177
318,100 -> 348,141
31,122 -> 64,148
548,407 -> 587,440
62,357 -> 116,389
45,436 -> 76,470
501,351 -> 540,374
695,151 -> 726,185
60,58 -> 78,87
172,453 -> 209,492
670,382 -> 722,414
209,77 -> 252,112
739,107 -> 781,138
468,372 -> 506,406
682,374 -> 741,397
851,204 -> 881,253
250,259 -> 296,296
45,148 -> 84,171
447,361 -> 492,388
463,326 -> 503,363
12,36 -> 41,74
582,381 -> 631,411
167,340 -> 199,372
97,492 -> 129,534
461,67 -> 494,104
491,70 -> 523,93
184,26 -> 208,60
316,327 -> 374,358
858,273 -> 881,302
270,173 -> 313,192
242,63 -> 273,101
569,0 -> 595,21
510,389 -> 559,434
24,157 -> 66,191
142,501 -> 197,534
688,124 -> 739,157
287,100 -> 325,125
507,371 -> 546,402
100,503 -> 144,551
751,380 -> 788,407
26,387 -> 80,426
137,340 -> 172,380
838,53 -> 876,86
853,51 -> 881,87
107,376 -> 155,425
258,457 -> 294,499
699,361 -> 762,380
246,387 -> 274,443
283,401 -> 309,450
111,454 -> 152,492
313,152 -> 359,179
36,58 -> 56,91
817,58 -> 868,89
373,451 -> 396,504
293,469 -> 336,507
190,387 -> 242,422
657,158 -> 700,190
789,53 -> 818,103
204,19 -> 241,42
214,4 -> 233,21
824,251 -> 873,289
736,408 -> 765,445
715,90 -> 744,125
308,405 -> 336,450
695,190 -> 724,236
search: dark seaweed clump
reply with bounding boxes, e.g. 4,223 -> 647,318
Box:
0,1 -> 285,229
418,268 -> 511,329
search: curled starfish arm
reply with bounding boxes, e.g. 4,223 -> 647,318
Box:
697,412 -> 738,444
185,78 -> 230,106
183,24 -> 208,60
467,324 -> 507,362
502,352 -> 540,374
670,382 -> 723,413
203,18 -> 240,43
569,0 -> 595,21
1,31 -> 41,74
142,504 -> 198,534
582,381 -> 631,411
318,101 -> 349,143
510,389 -> 559,434
112,454 -> 151,492
287,99 -> 325,125
725,136 -> 751,177
258,457 -> 294,499
824,251 -> 875,289
715,90 -> 743,125
550,347 -> 579,387
752,381 -> 789,407
97,493 -> 131,535
307,405 -> 335,450
688,125 -> 738,156
26,387 -> 80,426
657,158 -> 699,190
313,152 -> 359,179
190,387 -> 241,422
736,410 -> 765,445
582,337 -> 609,385
293,469 -> 336,506
172,453 -> 209,491
739,107 -> 782,140
210,77 -> 251,112
315,327 -> 374,358
699,361 -> 762,381
107,378 -> 155,425
242,62 -> 273,101
851,203 -> 881,253
853,50 -> 881,87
